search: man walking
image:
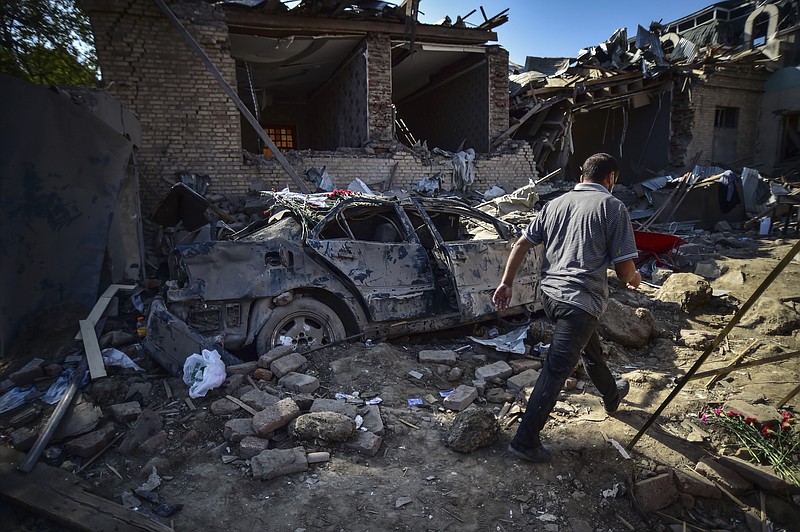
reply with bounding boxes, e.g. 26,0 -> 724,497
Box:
493,153 -> 641,463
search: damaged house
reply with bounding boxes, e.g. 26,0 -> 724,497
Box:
506,0 -> 800,186
82,0 -> 536,214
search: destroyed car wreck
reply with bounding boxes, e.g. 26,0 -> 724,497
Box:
151,189 -> 542,367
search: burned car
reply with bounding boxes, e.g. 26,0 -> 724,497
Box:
154,190 -> 541,358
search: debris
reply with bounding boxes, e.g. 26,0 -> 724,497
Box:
447,408 -> 500,452
469,326 -> 529,354
395,496 -> 413,508
102,348 -> 144,372
607,438 -> 630,460
182,349 -> 227,399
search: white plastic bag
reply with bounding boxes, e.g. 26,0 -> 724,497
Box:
182,349 -> 226,399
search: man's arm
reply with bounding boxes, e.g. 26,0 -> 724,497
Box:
492,237 -> 533,310
614,259 -> 641,289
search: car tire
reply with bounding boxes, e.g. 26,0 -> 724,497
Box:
256,296 -> 346,354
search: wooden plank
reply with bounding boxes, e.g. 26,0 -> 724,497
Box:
80,319 -> 107,380
0,447 -> 173,532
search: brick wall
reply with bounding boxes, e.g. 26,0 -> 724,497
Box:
681,70 -> 767,168
247,142 -> 539,196
366,33 -> 393,145
84,0 -> 247,210
487,46 -> 510,143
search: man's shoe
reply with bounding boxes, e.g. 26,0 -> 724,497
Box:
507,443 -> 552,463
604,379 -> 630,414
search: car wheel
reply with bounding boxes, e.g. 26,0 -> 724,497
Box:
256,297 -> 346,353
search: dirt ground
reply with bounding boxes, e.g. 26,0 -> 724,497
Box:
1,231 -> 798,532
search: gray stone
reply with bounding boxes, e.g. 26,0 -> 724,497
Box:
55,399 -> 102,439
718,455 -> 792,492
250,447 -> 308,480
679,329 -> 715,350
448,367 -> 463,382
11,427 -> 38,451
139,430 -> 168,454
695,457 -> 751,495
252,398 -> 300,437
222,374 -> 245,393
9,357 -> 45,384
224,418 -> 256,443
723,400 -> 782,428
598,298 -> 654,348
108,401 -> 142,423
359,405 -> 384,436
443,385 -> 478,411
293,412 -> 355,442
211,398 -> 240,416
713,269 -> 746,289
307,451 -> 330,464
474,361 -> 513,383
117,412 -> 162,455
507,369 -> 539,393
485,387 -> 514,404
714,220 -> 732,232
64,423 -> 118,458
673,469 -> 722,499
738,297 -> 798,335
633,472 -> 679,512
310,398 -> 357,419
258,345 -> 294,368
651,267 -> 673,285
509,358 -> 542,374
270,353 -> 308,378
278,372 -> 319,393
125,382 -> 152,401
344,431 -> 382,456
238,436 -> 271,459
240,389 -> 279,411
694,259 -> 724,279
227,362 -> 258,375
418,350 -> 458,366
253,368 -> 273,381
655,273 -> 713,311
446,408 -> 499,452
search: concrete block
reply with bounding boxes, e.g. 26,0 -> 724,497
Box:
108,401 -> 142,423
418,350 -> 458,366
509,358 -> 542,374
64,424 -> 117,458
139,430 -> 168,454
475,360 -> 513,383
11,427 -> 39,452
278,372 -> 319,394
674,468 -> 722,499
723,400 -> 782,428
633,472 -> 679,512
443,385 -> 478,411
252,398 -> 300,437
9,358 -> 45,384
344,431 -> 382,456
270,353 -> 308,378
211,397 -> 240,416
507,369 -> 540,393
253,368 -> 273,381
224,418 -> 256,443
310,398 -> 357,419
718,455 -> 792,493
250,447 -> 308,480
240,389 -> 279,411
257,345 -> 294,368
695,457 -> 752,495
227,361 -> 257,375
238,436 -> 270,459
359,405 -> 384,435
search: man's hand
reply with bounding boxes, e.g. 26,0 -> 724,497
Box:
493,283 -> 513,310
627,270 -> 642,290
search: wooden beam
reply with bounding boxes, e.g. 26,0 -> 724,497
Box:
688,350 -> 800,380
1,447 -> 173,531
223,10 -> 498,44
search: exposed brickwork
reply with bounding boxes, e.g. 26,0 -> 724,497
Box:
84,0 -> 246,211
366,33 -> 393,144
669,74 -> 695,172
487,46 -> 510,143
677,69 -> 767,169
84,1 -> 527,212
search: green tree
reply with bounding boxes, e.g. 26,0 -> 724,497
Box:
0,0 -> 98,86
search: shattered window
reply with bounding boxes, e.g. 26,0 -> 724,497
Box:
427,210 -> 503,242
263,125 -> 296,157
714,107 -> 739,129
317,204 -> 407,243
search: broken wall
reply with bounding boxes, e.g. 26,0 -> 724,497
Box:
757,66 -> 800,175
682,70 -> 767,168
0,74 -> 134,357
569,90 -> 671,183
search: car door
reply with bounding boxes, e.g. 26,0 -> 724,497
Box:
414,199 -> 540,319
306,199 -> 437,322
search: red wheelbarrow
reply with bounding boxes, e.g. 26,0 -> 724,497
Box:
634,230 -> 686,270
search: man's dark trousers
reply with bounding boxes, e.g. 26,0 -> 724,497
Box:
512,293 -> 618,450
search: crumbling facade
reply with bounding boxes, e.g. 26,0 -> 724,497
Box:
83,0 -> 535,212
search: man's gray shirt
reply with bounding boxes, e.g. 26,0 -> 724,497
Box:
523,182 -> 638,317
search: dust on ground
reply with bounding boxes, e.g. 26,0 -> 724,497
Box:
1,233 -> 798,532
